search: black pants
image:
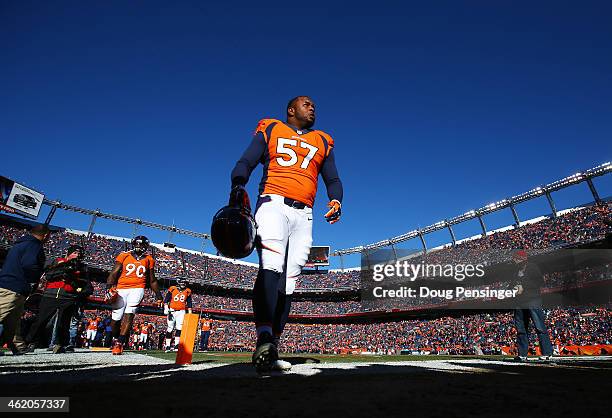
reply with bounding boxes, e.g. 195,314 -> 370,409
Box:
25,297 -> 76,348
200,331 -> 210,350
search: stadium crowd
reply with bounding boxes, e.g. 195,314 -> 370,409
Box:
70,307 -> 610,355
2,203 -> 610,356
87,280 -> 364,314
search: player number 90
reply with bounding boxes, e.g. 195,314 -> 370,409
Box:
125,263 -> 146,277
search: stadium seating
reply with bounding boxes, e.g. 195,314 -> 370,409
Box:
76,307 -> 610,355
1,203 -> 610,293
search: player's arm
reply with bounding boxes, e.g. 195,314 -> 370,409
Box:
104,261 -> 122,301
320,149 -> 343,224
231,131 -> 266,187
148,269 -> 163,307
229,132 -> 267,208
186,294 -> 193,314
163,290 -> 171,314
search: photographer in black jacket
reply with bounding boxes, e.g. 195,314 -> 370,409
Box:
24,245 -> 92,353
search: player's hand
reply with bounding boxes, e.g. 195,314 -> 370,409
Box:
105,286 -> 117,303
163,306 -> 169,315
229,185 -> 251,212
324,200 -> 342,224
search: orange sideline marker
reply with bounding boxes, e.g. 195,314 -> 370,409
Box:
175,313 -> 199,365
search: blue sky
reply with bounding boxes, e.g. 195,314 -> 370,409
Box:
1,1 -> 611,267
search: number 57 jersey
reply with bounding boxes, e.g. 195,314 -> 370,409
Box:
116,251 -> 155,289
256,119 -> 334,207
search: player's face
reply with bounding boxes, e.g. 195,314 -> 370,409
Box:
133,242 -> 148,255
292,97 -> 316,128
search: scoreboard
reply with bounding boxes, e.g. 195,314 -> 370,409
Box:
304,246 -> 330,268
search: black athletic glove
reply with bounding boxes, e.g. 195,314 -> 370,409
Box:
229,184 -> 251,213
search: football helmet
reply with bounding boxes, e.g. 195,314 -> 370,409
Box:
132,235 -> 149,256
211,187 -> 257,259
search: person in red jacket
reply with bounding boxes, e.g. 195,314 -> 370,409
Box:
24,245 -> 92,353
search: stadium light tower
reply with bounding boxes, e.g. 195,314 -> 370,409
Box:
417,230 -> 427,253
477,212 -> 487,236
131,219 -> 143,239
445,220 -> 456,246
44,202 -> 59,225
362,248 -> 371,269
509,202 -> 520,227
390,242 -> 398,262
87,209 -> 100,237
545,190 -> 558,218
586,178 -> 601,204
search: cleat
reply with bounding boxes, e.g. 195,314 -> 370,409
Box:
513,356 -> 527,362
270,359 -> 292,372
111,341 -> 124,355
252,342 -> 278,374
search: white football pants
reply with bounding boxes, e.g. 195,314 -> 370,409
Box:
166,309 -> 186,332
255,194 -> 313,295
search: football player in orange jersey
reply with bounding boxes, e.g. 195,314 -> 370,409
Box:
139,322 -> 151,350
163,278 -> 192,351
199,314 -> 212,352
131,323 -> 140,350
104,236 -> 163,354
230,96 -> 343,373
85,317 -> 100,348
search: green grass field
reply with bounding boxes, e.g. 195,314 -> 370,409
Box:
143,350 -> 508,363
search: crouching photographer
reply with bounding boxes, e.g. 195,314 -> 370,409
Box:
23,245 -> 93,353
